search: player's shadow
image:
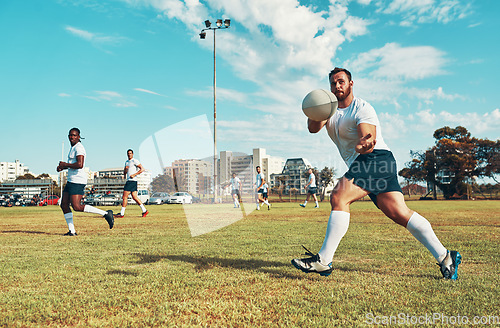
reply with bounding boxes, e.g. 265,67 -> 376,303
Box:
1,230 -> 50,235
131,253 -> 304,279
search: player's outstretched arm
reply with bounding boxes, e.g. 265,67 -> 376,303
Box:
308,118 -> 327,133
355,123 -> 377,154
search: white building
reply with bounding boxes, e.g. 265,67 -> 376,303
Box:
0,160 -> 30,182
219,148 -> 285,194
165,159 -> 212,195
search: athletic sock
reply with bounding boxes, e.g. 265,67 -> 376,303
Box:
83,205 -> 107,216
318,211 -> 350,265
315,201 -> 319,207
120,207 -> 126,216
139,204 -> 146,212
64,212 -> 75,233
406,212 -> 448,262
303,201 -> 308,206
263,200 -> 270,206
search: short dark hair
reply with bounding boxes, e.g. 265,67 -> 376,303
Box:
69,127 -> 81,135
127,149 -> 134,154
329,67 -> 352,81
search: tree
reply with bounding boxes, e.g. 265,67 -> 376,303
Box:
400,126 -> 499,199
151,174 -> 176,193
275,175 -> 289,201
398,153 -> 427,197
318,167 -> 335,201
16,173 -> 36,180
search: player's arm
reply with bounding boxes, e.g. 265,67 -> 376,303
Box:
131,164 -> 144,179
356,123 -> 377,154
308,118 -> 328,133
123,166 -> 128,179
57,155 -> 84,171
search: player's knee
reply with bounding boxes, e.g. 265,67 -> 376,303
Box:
72,203 -> 85,212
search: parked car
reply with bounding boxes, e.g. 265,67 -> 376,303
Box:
127,189 -> 150,205
39,195 -> 60,206
168,192 -> 193,204
97,194 -> 121,206
84,194 -> 101,206
148,192 -> 170,205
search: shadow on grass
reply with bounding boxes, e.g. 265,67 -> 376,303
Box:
107,269 -> 139,277
129,252 -> 427,280
1,230 -> 51,235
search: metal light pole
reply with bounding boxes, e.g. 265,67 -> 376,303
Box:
200,19 -> 230,203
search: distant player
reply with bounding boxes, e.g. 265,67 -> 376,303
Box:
57,128 -> 114,236
115,149 -> 148,218
291,68 -> 461,280
255,166 -> 271,210
300,168 -> 319,208
230,173 -> 242,208
262,182 -> 270,211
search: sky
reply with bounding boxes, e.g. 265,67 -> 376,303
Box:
0,0 -> 499,181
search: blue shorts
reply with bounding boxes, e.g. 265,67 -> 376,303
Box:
344,150 -> 402,206
307,187 -> 317,195
124,181 -> 138,192
63,182 -> 86,196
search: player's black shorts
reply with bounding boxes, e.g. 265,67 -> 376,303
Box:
124,180 -> 138,192
344,150 -> 402,206
307,187 -> 317,195
231,189 -> 240,197
262,192 -> 268,198
63,182 -> 86,196
257,188 -> 264,194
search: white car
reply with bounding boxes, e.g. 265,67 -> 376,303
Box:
148,192 -> 170,205
168,192 -> 193,204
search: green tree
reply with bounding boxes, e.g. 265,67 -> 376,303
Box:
15,173 -> 36,180
319,167 -> 335,201
151,174 -> 176,193
400,126 -> 499,199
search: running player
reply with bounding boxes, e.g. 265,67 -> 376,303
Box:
57,128 -> 114,236
291,68 -> 461,280
230,173 -> 242,208
115,149 -> 148,218
300,168 -> 319,208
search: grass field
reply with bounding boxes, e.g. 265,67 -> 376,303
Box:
1,200 -> 499,327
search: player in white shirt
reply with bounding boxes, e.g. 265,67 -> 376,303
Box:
230,173 -> 242,208
292,68 -> 461,280
115,149 -> 148,218
255,166 -> 271,210
57,128 -> 114,236
300,168 -> 319,208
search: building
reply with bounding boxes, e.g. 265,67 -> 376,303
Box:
271,158 -> 313,195
0,179 -> 55,197
165,159 -> 212,195
0,160 -> 30,182
91,167 -> 151,195
218,148 -> 285,195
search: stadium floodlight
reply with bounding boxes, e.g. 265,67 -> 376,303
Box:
199,19 -> 231,203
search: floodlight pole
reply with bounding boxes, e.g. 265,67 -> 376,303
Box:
200,19 -> 230,203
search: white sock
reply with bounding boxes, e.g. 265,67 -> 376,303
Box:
406,212 -> 448,262
83,205 -> 107,216
318,211 -> 350,264
303,201 -> 308,205
139,204 -> 146,212
263,200 -> 270,206
64,212 -> 75,233
315,201 -> 319,207
120,207 -> 126,216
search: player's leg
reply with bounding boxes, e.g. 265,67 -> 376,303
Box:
131,191 -> 148,217
300,193 -> 310,207
312,193 -> 319,208
376,192 -> 461,279
60,191 -> 76,235
292,177 -> 369,275
77,193 -> 114,229
117,191 -> 130,217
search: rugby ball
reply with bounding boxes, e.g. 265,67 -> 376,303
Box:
302,89 -> 338,121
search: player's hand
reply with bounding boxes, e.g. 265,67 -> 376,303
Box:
355,133 -> 376,154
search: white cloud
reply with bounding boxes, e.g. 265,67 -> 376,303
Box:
65,25 -> 129,48
347,43 -> 447,81
58,93 -> 71,97
381,0 -> 471,25
134,88 -> 167,97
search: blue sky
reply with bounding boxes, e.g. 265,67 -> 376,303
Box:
0,0 -> 498,180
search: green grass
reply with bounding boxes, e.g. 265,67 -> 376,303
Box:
1,200 -> 499,327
